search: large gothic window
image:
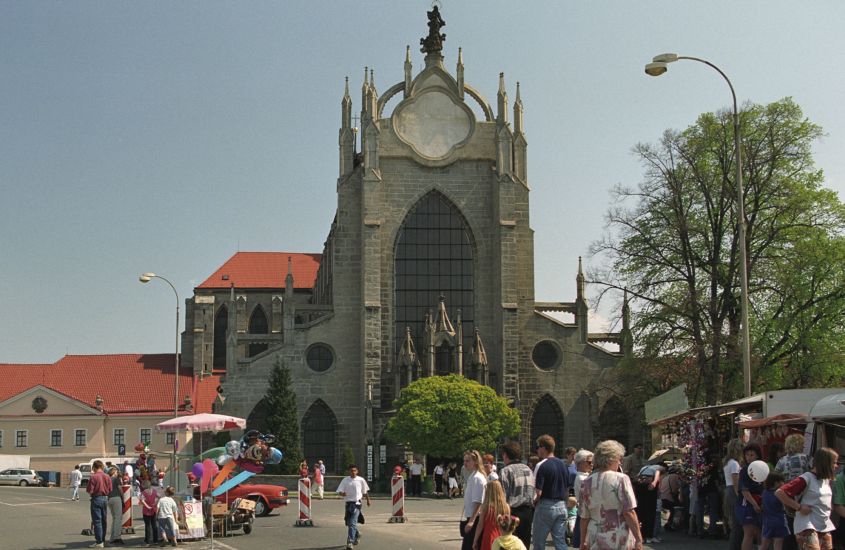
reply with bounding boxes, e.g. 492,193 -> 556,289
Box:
302,400 -> 337,474
530,395 -> 564,457
394,193 -> 474,364
213,305 -> 228,372
248,305 -> 269,357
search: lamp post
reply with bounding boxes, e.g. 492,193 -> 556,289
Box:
139,272 -> 181,485
644,53 -> 752,397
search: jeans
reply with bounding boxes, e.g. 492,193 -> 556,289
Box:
158,517 -> 177,540
532,498 -> 568,550
143,515 -> 160,544
345,501 -> 361,543
90,495 -> 109,544
696,489 -> 720,535
70,485 -> 80,500
108,495 -> 123,540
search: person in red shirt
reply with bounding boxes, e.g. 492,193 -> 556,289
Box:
86,460 -> 113,548
776,448 -> 839,550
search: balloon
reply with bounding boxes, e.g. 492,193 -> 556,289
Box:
265,447 -> 283,465
217,454 -> 232,466
225,440 -> 242,458
134,443 -> 146,453
244,443 -> 268,463
212,460 -> 237,489
191,462 -> 204,479
748,460 -> 770,483
201,458 -> 218,494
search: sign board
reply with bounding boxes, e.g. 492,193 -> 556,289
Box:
644,383 -> 689,424
379,445 -> 386,464
117,444 -> 126,456
366,444 -> 373,481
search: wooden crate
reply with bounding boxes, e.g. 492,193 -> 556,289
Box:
236,499 -> 256,512
211,503 -> 229,517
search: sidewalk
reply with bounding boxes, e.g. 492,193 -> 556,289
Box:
644,528 -> 728,550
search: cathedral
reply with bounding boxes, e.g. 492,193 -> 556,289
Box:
182,8 -> 632,475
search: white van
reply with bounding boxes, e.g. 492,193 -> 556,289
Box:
78,457 -> 126,486
807,392 -> 845,456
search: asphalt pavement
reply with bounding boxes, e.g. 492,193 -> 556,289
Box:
0,486 -> 728,550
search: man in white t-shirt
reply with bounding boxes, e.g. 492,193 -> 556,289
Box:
409,459 -> 423,497
69,465 -> 83,501
337,464 -> 371,549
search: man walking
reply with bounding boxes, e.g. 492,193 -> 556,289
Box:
86,460 -> 112,548
500,442 -> 535,549
532,434 -> 569,550
622,443 -> 645,477
69,464 -> 83,501
337,464 -> 371,549
409,458 -> 423,497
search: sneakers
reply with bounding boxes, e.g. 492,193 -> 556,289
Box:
346,543 -> 354,550
89,544 -> 104,548
652,537 -> 663,543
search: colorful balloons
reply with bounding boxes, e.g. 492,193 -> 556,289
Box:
217,454 -> 232,466
266,447 -> 283,465
134,442 -> 146,453
748,460 -> 770,483
225,440 -> 241,458
191,462 -> 204,480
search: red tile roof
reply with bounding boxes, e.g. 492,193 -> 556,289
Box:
196,252 -> 321,290
0,354 -> 204,416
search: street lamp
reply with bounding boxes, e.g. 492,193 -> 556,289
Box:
644,53 -> 752,397
139,272 -> 182,485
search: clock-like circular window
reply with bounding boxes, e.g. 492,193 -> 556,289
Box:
306,344 -> 335,372
532,341 -> 560,371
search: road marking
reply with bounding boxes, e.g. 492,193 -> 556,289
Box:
0,500 -> 68,506
201,539 -> 239,550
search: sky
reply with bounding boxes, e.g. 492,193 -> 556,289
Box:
2,1 -> 844,363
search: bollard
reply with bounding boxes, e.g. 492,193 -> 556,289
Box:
295,477 -> 313,526
389,474 -> 407,523
121,483 -> 135,534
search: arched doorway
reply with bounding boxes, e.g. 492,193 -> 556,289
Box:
302,399 -> 337,473
597,395 -> 629,448
530,395 -> 564,456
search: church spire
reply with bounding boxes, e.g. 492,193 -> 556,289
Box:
361,66 -> 369,113
339,76 -> 354,176
576,256 -> 586,301
497,72 -> 509,125
342,76 -> 351,128
404,45 -> 412,98
513,81 -> 524,134
467,328 -> 489,386
456,47 -> 465,99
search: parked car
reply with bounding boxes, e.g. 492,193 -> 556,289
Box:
213,483 -> 288,517
0,469 -> 42,486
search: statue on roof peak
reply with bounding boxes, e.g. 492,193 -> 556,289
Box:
420,5 -> 446,55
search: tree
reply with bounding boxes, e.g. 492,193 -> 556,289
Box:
385,374 -> 520,457
262,356 -> 303,474
591,98 -> 845,406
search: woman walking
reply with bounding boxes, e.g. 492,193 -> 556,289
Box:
473,479 -> 510,550
578,440 -> 643,550
776,447 -> 839,550
461,450 -> 489,550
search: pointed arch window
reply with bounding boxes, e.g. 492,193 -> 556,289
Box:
394,192 -> 474,367
213,305 -> 228,372
302,400 -> 337,473
248,305 -> 269,357
530,395 -> 564,456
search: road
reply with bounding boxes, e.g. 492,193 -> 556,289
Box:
0,486 -> 728,550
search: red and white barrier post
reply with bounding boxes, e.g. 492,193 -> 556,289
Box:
121,483 -> 135,534
389,474 -> 406,523
295,477 -> 313,526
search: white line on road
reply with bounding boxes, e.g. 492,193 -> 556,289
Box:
0,499 -> 68,506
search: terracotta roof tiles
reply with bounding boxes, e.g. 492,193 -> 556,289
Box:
196,252 -> 321,290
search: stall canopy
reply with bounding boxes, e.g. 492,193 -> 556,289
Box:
736,413 -> 808,428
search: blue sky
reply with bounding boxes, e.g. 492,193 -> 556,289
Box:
2,1 -> 844,363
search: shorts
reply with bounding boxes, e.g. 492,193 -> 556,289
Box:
762,520 -> 790,539
795,529 -> 833,550
735,499 -> 761,526
448,478 -> 458,490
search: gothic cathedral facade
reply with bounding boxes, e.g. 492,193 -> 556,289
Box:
182,10 -> 632,474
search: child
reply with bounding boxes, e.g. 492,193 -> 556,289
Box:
140,480 -> 160,546
156,485 -> 180,547
492,514 -> 527,550
761,471 -> 788,550
566,496 -> 578,546
473,480 -> 510,550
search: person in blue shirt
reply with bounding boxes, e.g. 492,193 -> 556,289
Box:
531,435 -> 569,550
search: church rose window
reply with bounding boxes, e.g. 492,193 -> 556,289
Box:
532,341 -> 560,371
394,193 -> 474,361
306,344 -> 334,372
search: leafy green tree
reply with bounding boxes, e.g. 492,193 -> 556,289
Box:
262,356 -> 303,474
591,98 -> 845,405
386,374 -> 520,457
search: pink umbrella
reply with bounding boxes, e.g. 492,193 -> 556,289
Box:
155,412 -> 246,433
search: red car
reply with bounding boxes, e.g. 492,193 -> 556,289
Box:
214,483 -> 289,516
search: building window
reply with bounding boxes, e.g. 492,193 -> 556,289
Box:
75,429 -> 86,447
248,305 -> 269,357
16,430 -> 28,448
166,433 -> 176,445
532,341 -> 561,371
306,344 -> 335,372
213,305 -> 228,372
113,429 -> 125,446
394,192 -> 474,367
140,429 -> 151,445
50,429 -> 63,447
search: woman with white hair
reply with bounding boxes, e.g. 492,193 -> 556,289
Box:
571,449 -> 593,549
578,440 -> 642,550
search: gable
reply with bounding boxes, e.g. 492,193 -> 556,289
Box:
0,385 -> 102,416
